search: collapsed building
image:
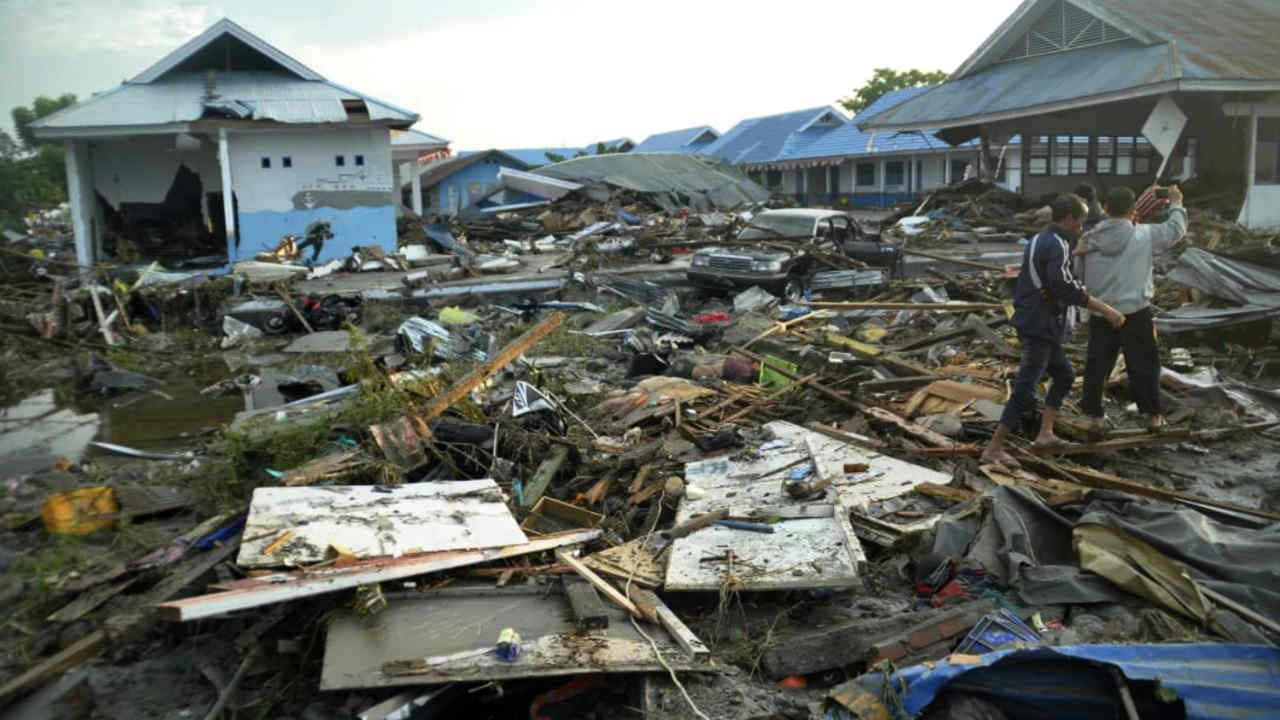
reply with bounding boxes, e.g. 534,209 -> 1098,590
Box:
30,19 -> 432,269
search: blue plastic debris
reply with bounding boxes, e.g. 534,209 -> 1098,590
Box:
616,209 -> 641,225
714,519 -> 775,533
194,516 -> 246,551
787,465 -> 814,481
955,608 -> 1040,654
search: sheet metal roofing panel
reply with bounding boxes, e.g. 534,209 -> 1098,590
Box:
700,106 -> 833,165
534,153 -> 768,208
33,72 -> 415,130
392,127 -> 449,147
633,126 -> 718,153
774,88 -> 933,161
837,644 -> 1280,720
859,40 -> 1174,130
1078,0 -> 1280,81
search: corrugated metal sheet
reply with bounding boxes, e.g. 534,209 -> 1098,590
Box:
34,71 -> 416,130
633,125 -> 719,153
700,106 -> 835,165
859,40 -> 1174,130
862,0 -> 1280,132
1080,0 -> 1280,81
391,127 -> 449,148
534,153 -> 768,210
830,644 -> 1280,720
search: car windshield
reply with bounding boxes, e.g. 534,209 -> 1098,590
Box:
738,214 -> 817,240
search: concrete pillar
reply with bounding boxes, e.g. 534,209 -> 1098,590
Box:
944,152 -> 952,185
410,162 -> 423,216
1241,111 -> 1258,225
63,140 -> 92,274
217,128 -> 236,260
879,158 -> 886,206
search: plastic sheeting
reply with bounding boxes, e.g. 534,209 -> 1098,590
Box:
929,486 -> 1280,624
827,644 -> 1280,720
533,153 -> 769,212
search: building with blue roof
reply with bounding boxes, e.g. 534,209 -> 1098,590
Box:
633,126 -> 720,154
404,150 -> 532,216
704,92 -> 1019,207
856,0 -> 1280,228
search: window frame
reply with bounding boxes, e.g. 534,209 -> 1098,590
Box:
335,155 -> 346,167
855,162 -> 875,187
1257,118 -> 1280,185
1029,135 -> 1050,176
260,157 -> 271,169
885,160 -> 905,187
355,154 -> 365,167
282,156 -> 293,169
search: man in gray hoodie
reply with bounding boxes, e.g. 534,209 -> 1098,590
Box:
1076,185 -> 1188,433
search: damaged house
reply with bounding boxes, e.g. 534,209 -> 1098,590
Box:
856,0 -> 1280,228
743,88 -> 1020,207
30,18 -> 425,268
391,127 -> 452,217
403,149 -> 533,216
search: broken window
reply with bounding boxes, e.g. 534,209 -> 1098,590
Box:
856,162 -> 875,186
765,170 -> 782,188
260,157 -> 271,169
1096,136 -> 1115,174
950,159 -> 968,182
355,154 -> 365,167
886,161 -> 904,186
1258,119 -> 1280,185
282,156 -> 292,168
335,155 -> 345,167
1029,136 -> 1050,176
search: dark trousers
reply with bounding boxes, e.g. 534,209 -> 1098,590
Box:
999,333 -> 1075,428
1081,306 -> 1161,417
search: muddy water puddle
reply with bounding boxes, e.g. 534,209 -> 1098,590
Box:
0,363 -> 243,474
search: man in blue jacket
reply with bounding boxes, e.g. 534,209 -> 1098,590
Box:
980,194 -> 1127,468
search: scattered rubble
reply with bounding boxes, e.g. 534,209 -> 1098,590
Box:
2,165 -> 1279,720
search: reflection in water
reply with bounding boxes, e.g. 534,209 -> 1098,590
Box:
0,390 -> 99,476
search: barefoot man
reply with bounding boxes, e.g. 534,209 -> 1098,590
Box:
981,194 -> 1127,468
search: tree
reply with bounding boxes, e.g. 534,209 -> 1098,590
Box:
12,93 -> 77,149
0,94 -> 78,230
839,68 -> 947,115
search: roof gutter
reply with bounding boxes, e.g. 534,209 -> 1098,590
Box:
32,122 -> 194,141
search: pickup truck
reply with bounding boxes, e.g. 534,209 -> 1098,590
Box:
686,208 -> 902,300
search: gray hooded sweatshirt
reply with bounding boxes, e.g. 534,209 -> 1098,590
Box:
1079,202 -> 1187,315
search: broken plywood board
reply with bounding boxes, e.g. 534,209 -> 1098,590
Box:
159,529 -> 600,621
237,480 -> 525,568
320,586 -> 711,689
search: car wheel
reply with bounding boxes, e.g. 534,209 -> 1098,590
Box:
783,278 -> 805,303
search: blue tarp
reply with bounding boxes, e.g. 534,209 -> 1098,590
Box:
828,644 -> 1280,720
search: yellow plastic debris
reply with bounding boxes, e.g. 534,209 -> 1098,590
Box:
438,306 -> 479,326
40,486 -> 119,535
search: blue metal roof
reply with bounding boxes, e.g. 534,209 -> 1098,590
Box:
832,644 -> 1280,720
700,106 -> 840,166
633,126 -> 719,153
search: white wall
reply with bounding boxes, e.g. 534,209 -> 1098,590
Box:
90,135 -> 222,209
227,126 -> 393,213
1241,186 -> 1280,229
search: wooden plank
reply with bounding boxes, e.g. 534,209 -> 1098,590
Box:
236,480 -> 525,567
914,482 -> 975,504
825,333 -> 936,378
582,539 -> 664,589
0,631 -> 107,709
411,312 -> 565,435
857,403 -> 963,449
804,300 -> 1002,311
1200,585 -> 1280,635
627,588 -> 709,659
563,580 -> 610,630
556,549 -> 643,619
158,529 -> 601,622
901,248 -> 1004,272
275,283 -> 314,333
522,445 -> 570,508
859,376 -> 937,393
368,418 -> 427,471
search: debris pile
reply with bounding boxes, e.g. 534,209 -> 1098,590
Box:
2,168 -> 1280,720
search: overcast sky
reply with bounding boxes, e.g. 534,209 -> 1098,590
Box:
0,0 -> 1021,149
